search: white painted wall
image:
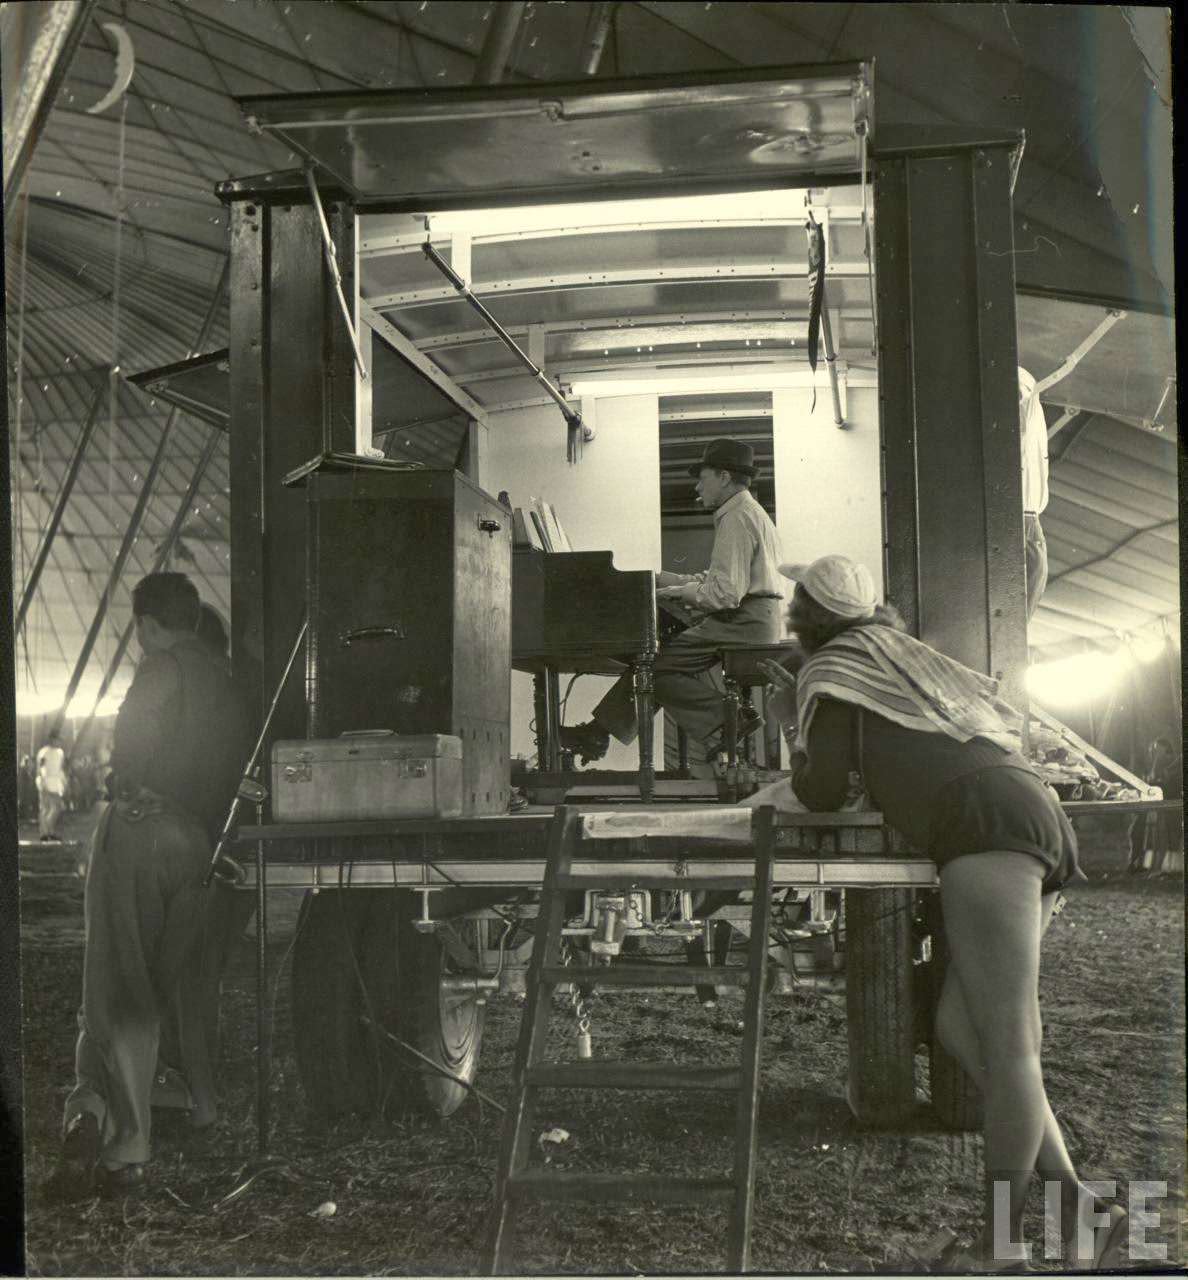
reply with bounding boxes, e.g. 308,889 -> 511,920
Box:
485,395 -> 662,770
772,384 -> 885,596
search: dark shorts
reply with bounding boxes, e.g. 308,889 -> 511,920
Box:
928,765 -> 1083,893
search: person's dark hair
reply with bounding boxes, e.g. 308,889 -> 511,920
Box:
131,572 -> 200,633
727,470 -> 753,488
1152,736 -> 1175,754
196,603 -> 230,658
45,731 -> 61,746
787,583 -> 906,654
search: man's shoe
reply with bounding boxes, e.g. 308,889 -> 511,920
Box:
42,1113 -> 100,1203
558,720 -> 611,766
93,1162 -> 147,1198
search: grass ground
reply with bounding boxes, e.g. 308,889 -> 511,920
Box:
17,807 -> 1186,1275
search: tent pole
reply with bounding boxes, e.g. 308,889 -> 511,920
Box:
15,378 -> 105,633
472,1 -> 525,85
69,423 -> 224,752
48,259 -> 229,737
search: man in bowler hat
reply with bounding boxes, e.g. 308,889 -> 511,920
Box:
566,438 -> 785,763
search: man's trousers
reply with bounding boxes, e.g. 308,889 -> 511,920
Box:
63,800 -> 211,1168
38,790 -> 64,839
592,596 -> 783,745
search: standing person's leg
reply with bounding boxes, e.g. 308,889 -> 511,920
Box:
933,894 -> 1123,1264
1024,514 -> 1049,622
939,850 -> 1049,1263
39,791 -> 62,840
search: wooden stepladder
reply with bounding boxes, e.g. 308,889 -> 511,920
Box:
484,804 -> 777,1274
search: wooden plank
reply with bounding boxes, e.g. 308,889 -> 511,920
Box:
581,808 -> 752,843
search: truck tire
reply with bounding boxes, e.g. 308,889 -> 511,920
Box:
844,887 -> 917,1128
395,915 -> 485,1117
291,891 -> 485,1120
923,898 -> 983,1132
291,890 -> 402,1122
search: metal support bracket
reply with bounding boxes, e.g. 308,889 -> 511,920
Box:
304,165 -> 368,380
1034,310 -> 1126,395
421,238 -> 586,453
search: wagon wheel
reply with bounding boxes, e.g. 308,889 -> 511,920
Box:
291,891 -> 486,1121
844,887 -> 917,1128
291,890 -> 402,1123
395,916 -> 486,1118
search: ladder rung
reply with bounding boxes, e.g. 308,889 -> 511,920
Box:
557,874 -> 757,891
507,1169 -> 735,1206
539,964 -> 744,988
526,1061 -> 741,1091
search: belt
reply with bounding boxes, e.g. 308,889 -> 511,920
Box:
741,593 -> 782,601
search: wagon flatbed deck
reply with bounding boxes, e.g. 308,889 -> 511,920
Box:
224,799 -> 1179,891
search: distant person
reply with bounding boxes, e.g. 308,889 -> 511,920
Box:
18,755 -> 39,823
1128,735 -> 1183,874
36,730 -> 68,842
564,439 -> 784,768
1019,367 -> 1050,621
45,573 -> 249,1201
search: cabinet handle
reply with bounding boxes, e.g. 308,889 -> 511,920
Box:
477,517 -> 502,534
338,625 -> 405,648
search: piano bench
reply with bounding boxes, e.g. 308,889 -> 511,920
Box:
718,643 -> 802,790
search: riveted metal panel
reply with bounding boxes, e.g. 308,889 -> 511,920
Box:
873,157 -> 919,634
875,138 -> 1027,706
971,147 -> 1028,710
228,199 -> 267,725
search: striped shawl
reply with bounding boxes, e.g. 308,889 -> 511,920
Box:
793,624 -> 1024,754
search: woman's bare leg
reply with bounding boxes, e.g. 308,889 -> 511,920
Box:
939,851 -> 1051,1263
935,891 -> 1116,1262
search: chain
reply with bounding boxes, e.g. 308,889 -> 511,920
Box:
560,938 -> 592,1057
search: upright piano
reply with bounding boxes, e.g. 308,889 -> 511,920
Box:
511,546 -> 659,799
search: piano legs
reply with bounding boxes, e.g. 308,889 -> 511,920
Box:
530,661 -> 656,801
633,656 -> 655,802
532,671 -> 563,772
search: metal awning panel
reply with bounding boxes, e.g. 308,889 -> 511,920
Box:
128,349 -> 231,431
237,63 -> 872,207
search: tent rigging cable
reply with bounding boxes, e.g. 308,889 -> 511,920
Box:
106,94 -> 130,682
420,234 -> 586,461
12,179 -> 42,698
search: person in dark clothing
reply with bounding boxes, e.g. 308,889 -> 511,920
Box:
1128,735 -> 1184,874
156,598 -> 254,1119
18,755 -> 39,822
46,573 -> 249,1200
757,554 -> 1127,1271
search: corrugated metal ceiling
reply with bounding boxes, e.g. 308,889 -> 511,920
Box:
3,1 -> 1178,712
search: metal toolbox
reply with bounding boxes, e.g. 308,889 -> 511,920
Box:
271,732 -> 463,822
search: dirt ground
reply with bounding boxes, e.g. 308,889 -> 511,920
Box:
16,807 -> 1186,1276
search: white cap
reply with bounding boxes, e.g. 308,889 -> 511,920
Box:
779,554 -> 877,620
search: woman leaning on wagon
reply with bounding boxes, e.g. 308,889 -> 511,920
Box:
758,554 -> 1128,1272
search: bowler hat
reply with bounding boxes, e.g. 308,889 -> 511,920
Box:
687,438 -> 756,478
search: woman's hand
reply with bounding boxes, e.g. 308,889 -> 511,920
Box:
758,657 -> 798,691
